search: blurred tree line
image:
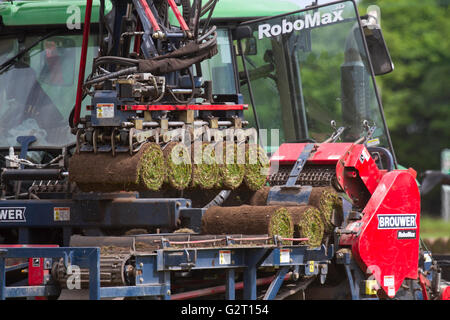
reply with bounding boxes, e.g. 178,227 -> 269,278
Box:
360,0 -> 450,215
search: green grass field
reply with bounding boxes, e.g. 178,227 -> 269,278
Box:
420,216 -> 450,238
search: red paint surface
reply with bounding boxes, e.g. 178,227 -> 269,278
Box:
123,104 -> 245,111
73,0 -> 93,125
441,286 -> 450,300
139,0 -> 161,31
167,0 -> 190,31
334,144 -> 386,209
270,143 -> 353,165
351,170 -> 421,298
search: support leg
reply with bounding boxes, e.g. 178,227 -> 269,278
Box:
243,266 -> 257,300
226,269 -> 235,300
263,267 -> 289,300
88,248 -> 101,300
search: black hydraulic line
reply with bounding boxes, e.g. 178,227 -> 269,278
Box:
200,0 -> 215,17
1,169 -> 64,183
93,56 -> 139,69
167,67 -> 196,104
367,146 -> 394,172
203,190 -> 231,209
238,39 -> 261,135
200,0 -> 218,36
192,0 -> 202,38
181,0 -> 191,23
84,66 -> 138,87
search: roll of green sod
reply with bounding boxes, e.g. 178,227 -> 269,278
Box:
163,141 -> 192,190
244,144 -> 270,191
138,142 -> 166,191
69,142 -> 165,192
191,142 -> 220,189
218,142 -> 245,190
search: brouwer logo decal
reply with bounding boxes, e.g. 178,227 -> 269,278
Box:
377,214 -> 417,230
258,10 -> 344,40
0,207 -> 26,222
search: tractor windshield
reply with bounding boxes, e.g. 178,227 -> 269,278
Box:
0,32 -> 98,148
238,1 -> 392,154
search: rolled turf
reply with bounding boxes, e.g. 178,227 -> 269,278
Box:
244,144 -> 270,191
137,142 -> 166,191
292,205 -> 324,247
163,141 -> 192,190
201,205 -> 325,246
201,205 -> 293,240
308,187 -> 341,233
218,142 -> 245,190
249,186 -> 341,233
69,142 -> 166,192
191,142 -> 220,189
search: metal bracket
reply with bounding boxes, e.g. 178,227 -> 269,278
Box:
285,143 -> 315,187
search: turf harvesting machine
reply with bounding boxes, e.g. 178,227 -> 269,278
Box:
0,0 -> 448,301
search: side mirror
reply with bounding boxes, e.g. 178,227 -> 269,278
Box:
237,37 -> 257,56
362,6 -> 394,75
233,25 -> 257,56
233,25 -> 253,40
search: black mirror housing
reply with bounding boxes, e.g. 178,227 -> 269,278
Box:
233,25 -> 253,40
364,25 -> 394,75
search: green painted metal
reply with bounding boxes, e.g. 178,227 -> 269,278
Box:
0,0 -> 304,28
169,0 -> 305,26
0,0 -> 112,26
200,0 -> 303,19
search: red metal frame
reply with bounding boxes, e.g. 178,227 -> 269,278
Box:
270,143 -> 354,165
73,0 -> 93,126
441,286 -> 450,300
138,0 -> 161,32
167,0 -> 190,31
119,104 -> 246,111
336,143 -> 384,197
350,170 -> 421,298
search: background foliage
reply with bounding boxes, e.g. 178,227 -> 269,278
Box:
359,0 -> 450,215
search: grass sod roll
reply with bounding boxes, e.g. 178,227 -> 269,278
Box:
308,187 -> 340,233
201,205 -> 294,240
68,143 -> 165,192
269,207 -> 294,244
249,186 -> 341,233
218,142 -> 245,190
138,142 -> 166,191
293,206 -> 325,247
163,142 -> 192,190
191,142 -> 220,189
244,144 -> 270,191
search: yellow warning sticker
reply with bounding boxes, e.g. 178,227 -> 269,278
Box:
219,250 -> 231,265
96,103 -> 114,118
280,249 -> 290,263
54,207 -> 70,221
309,261 -> 315,273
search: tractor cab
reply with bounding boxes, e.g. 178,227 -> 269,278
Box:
0,1 -> 106,153
203,0 -> 396,170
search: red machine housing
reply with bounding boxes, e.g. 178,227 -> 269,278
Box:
271,142 -> 421,298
